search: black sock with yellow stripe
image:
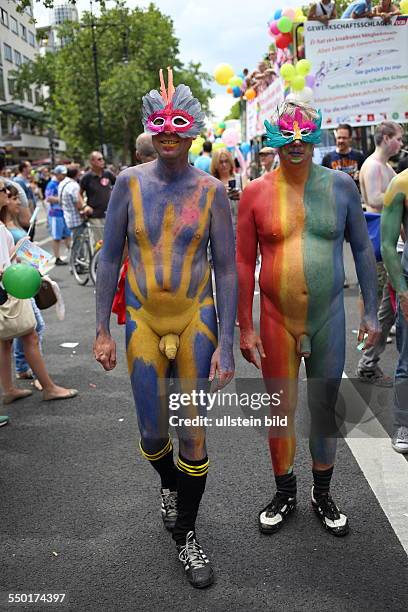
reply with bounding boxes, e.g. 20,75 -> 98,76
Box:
172,453 -> 209,545
140,437 -> 178,491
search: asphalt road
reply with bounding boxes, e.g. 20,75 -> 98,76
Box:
1,231 -> 408,611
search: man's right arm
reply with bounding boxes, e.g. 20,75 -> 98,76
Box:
236,183 -> 265,367
95,173 -> 129,338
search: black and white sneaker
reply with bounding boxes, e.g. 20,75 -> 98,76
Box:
311,487 -> 349,537
177,531 -> 214,588
258,492 -> 296,534
160,488 -> 178,531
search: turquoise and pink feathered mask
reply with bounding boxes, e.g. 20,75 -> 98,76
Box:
264,107 -> 322,148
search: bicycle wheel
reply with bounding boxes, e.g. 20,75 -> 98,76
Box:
71,234 -> 91,285
90,248 -> 100,286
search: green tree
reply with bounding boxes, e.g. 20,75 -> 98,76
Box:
224,101 -> 241,122
13,3 -> 213,162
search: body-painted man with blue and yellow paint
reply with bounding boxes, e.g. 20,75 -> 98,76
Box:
94,69 -> 237,588
237,101 -> 379,537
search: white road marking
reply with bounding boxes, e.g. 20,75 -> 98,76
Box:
342,373 -> 408,554
37,236 -> 52,246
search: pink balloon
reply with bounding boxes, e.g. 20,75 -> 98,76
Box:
282,8 -> 296,20
269,21 -> 280,36
222,128 -> 240,147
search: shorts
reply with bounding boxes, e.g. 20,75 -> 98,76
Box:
49,213 -> 71,241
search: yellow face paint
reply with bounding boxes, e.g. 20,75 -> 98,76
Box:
293,121 -> 302,142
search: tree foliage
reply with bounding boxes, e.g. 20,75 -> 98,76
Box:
13,3 -> 213,162
224,101 -> 241,122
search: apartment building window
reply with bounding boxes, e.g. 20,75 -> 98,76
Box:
8,78 -> 15,97
28,31 -> 35,47
0,68 -> 6,101
26,87 -> 33,103
4,44 -> 12,63
35,89 -> 41,105
10,16 -> 18,34
14,50 -> 22,66
20,24 -> 27,42
0,8 -> 9,28
22,56 -> 29,65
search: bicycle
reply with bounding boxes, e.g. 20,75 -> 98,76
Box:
70,221 -> 104,286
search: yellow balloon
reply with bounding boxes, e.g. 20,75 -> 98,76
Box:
213,141 -> 226,151
401,0 -> 408,13
214,63 -> 234,86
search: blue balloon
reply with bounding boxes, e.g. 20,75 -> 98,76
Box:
240,142 -> 251,157
232,86 -> 241,98
274,8 -> 282,20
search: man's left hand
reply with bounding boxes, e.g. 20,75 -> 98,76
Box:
358,316 -> 380,350
209,346 -> 234,391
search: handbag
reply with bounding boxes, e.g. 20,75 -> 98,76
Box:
0,296 -> 36,341
35,278 -> 57,310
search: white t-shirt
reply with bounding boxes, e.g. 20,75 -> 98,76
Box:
0,222 -> 14,270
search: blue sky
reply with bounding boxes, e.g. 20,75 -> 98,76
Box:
33,0 -> 300,121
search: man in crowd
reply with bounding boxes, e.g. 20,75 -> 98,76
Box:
12,160 -> 35,234
308,0 -> 337,24
237,100 -> 378,538
135,133 -> 157,164
341,0 -> 373,18
94,68 -> 236,588
0,153 -> 30,229
80,151 -> 116,243
381,168 -> 408,453
58,164 -> 84,242
45,165 -> 71,266
194,141 -> 212,173
259,146 -> 278,174
357,121 -> 404,385
322,124 -> 365,187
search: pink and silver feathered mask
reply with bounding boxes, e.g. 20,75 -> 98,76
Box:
142,68 -> 206,138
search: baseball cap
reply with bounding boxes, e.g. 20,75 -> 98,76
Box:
259,147 -> 275,155
53,165 -> 67,175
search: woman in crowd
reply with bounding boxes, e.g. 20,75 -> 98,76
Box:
0,179 -> 78,405
210,149 -> 242,236
0,185 -> 44,388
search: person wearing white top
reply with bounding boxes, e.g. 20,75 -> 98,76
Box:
308,0 -> 337,24
0,178 -> 78,405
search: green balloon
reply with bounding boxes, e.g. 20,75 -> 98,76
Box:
2,264 -> 42,299
278,16 -> 293,34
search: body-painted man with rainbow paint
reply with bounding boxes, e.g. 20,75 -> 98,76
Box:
94,69 -> 237,588
237,101 -> 379,537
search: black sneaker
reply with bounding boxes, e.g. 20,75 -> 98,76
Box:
55,258 -> 68,266
177,531 -> 214,588
258,492 -> 296,534
160,488 -> 177,531
311,487 -> 349,537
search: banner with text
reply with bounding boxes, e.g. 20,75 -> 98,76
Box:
304,16 -> 408,128
246,79 -> 284,140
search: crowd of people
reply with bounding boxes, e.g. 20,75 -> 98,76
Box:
1,86 -> 407,588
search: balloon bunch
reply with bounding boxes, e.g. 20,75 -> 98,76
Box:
401,0 -> 408,12
214,64 -> 253,101
280,59 -> 314,102
267,7 -> 306,50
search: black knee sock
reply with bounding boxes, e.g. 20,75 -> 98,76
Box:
172,454 -> 209,546
140,438 -> 178,491
275,472 -> 297,497
313,466 -> 333,496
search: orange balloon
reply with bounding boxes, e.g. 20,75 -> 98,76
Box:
245,88 -> 256,100
227,86 -> 233,94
